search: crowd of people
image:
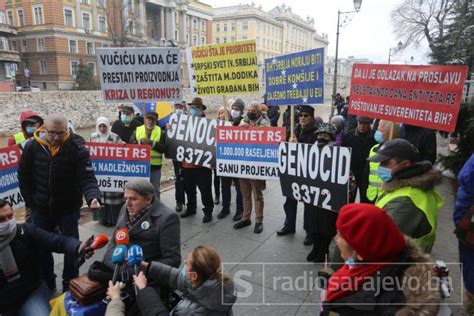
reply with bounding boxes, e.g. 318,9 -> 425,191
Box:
0,93 -> 473,316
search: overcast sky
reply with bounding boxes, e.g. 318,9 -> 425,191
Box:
203,0 -> 431,65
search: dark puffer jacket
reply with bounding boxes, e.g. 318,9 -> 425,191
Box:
18,133 -> 101,215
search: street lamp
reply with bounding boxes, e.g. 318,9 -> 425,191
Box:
388,41 -> 403,64
331,0 -> 362,117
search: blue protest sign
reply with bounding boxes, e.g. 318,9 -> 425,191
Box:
265,48 -> 324,106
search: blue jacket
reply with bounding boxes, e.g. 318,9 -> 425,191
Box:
454,154 -> 474,225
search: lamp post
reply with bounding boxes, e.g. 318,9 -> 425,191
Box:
388,41 -> 403,64
331,0 -> 362,117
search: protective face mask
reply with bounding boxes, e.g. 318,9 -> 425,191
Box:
374,130 -> 384,143
0,218 -> 16,236
231,110 -> 241,119
189,108 -> 199,117
181,265 -> 193,287
121,114 -> 131,123
317,139 -> 329,146
377,166 -> 393,183
247,112 -> 257,121
26,126 -> 37,134
175,109 -> 183,115
345,252 -> 356,269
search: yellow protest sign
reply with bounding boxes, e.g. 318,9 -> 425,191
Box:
186,40 -> 259,96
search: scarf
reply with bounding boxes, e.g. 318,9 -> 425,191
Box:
0,225 -> 20,283
34,126 -> 70,157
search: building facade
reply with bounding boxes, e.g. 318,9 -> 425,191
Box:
0,0 -> 20,91
4,0 -> 212,90
325,56 -> 372,100
212,3 -> 329,91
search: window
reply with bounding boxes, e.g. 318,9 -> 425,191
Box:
82,12 -> 90,29
223,23 -> 227,32
0,37 -> 8,50
87,62 -> 95,76
201,20 -> 205,30
11,40 -> 17,51
128,21 -> 134,34
81,0 -> 88,4
216,24 -> 220,32
242,21 -> 248,31
17,9 -> 24,26
97,0 -> 105,7
0,11 -> 4,24
33,6 -> 43,25
39,60 -> 47,75
21,40 -> 27,52
69,39 -> 77,53
64,9 -> 74,27
242,35 -> 247,40
98,16 -> 106,32
223,37 -> 227,43
192,34 -> 197,46
192,18 -> 197,29
127,0 -> 132,13
7,10 -> 13,25
231,36 -> 235,42
70,61 -> 79,77
37,38 -> 45,52
231,23 -> 235,31
201,36 -> 205,45
86,42 -> 94,54
216,37 -> 219,43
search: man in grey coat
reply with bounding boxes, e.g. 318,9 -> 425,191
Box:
103,180 -> 181,270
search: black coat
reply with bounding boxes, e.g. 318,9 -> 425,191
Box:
286,122 -> 318,143
18,134 -> 101,215
400,125 -> 437,164
111,117 -> 143,143
341,129 -> 376,175
1,224 -> 80,312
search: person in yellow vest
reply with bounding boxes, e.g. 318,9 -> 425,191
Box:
7,110 -> 44,149
130,111 -> 165,200
369,138 -> 444,253
366,120 -> 400,203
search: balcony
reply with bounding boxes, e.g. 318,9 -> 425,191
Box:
0,23 -> 18,37
0,49 -> 20,63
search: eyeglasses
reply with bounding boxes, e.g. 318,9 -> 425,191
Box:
46,130 -> 67,137
299,114 -> 310,118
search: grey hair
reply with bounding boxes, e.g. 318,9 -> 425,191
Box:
45,113 -> 67,127
247,101 -> 261,111
125,180 -> 155,198
330,115 -> 345,130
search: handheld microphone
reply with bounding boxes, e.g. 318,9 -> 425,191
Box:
111,245 -> 127,284
128,245 -> 144,295
77,234 -> 110,268
115,228 -> 129,246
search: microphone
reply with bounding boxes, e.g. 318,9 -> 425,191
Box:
111,245 -> 127,284
128,245 -> 144,295
115,228 -> 129,246
77,234 -> 110,268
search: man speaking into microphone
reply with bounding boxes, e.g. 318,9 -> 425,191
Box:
103,179 -> 181,272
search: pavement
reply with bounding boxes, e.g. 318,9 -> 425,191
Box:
52,120 -> 468,315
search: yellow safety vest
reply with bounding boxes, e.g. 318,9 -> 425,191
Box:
366,144 -> 383,201
14,132 -> 26,144
135,125 -> 162,166
376,186 -> 443,253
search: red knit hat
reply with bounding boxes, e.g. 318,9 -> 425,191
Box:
336,203 -> 406,262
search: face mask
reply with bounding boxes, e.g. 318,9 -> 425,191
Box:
175,109 -> 183,115
26,126 -> 37,134
247,112 -> 258,121
121,114 -> 131,123
181,265 -> 193,287
345,252 -> 356,269
0,218 -> 16,236
189,108 -> 199,117
374,130 -> 384,143
317,139 -> 329,146
231,110 -> 241,119
377,166 -> 393,183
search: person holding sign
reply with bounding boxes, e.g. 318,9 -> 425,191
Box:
130,111 -> 166,200
234,102 -> 270,234
369,139 -> 444,253
180,98 -> 214,223
172,101 -> 187,213
90,117 -> 125,226
366,120 -> 400,203
277,105 -> 318,244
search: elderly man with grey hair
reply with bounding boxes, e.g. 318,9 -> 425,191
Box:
18,113 -> 101,292
103,179 -> 181,271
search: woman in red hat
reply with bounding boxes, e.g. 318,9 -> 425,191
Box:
320,203 -> 440,315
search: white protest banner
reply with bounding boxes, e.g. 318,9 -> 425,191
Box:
97,47 -> 182,103
166,114 -> 232,168
86,143 -> 150,192
216,126 -> 285,180
278,143 -> 351,211
0,146 -> 24,210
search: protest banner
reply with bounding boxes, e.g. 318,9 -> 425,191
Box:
265,48 -> 324,106
186,40 -> 259,96
349,64 -> 468,132
166,113 -> 232,168
278,143 -> 351,211
0,146 -> 24,210
97,47 -> 182,103
86,143 -> 150,192
216,126 -> 285,180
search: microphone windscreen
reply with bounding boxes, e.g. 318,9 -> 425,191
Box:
111,245 -> 127,264
91,234 -> 109,250
127,245 -> 144,265
115,228 -> 129,246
